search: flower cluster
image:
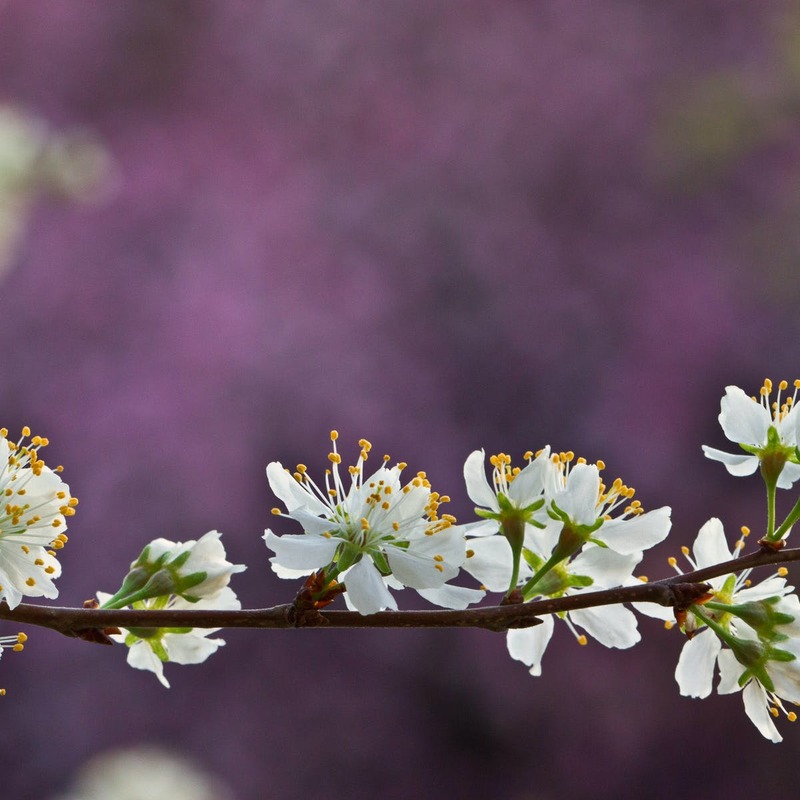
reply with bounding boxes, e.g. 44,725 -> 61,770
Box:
663,518 -> 800,741
4,377 -> 800,746
462,447 -> 671,674
97,531 -> 245,687
264,432 -> 483,614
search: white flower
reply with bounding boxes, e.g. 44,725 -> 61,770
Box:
541,454 -> 671,556
0,427 -> 77,609
506,543 -> 643,675
462,447 -> 549,536
53,745 -> 235,800
98,587 -> 240,688
461,448 -> 668,675
264,432 -> 483,615
135,530 -> 246,601
716,623 -> 800,743
466,514 -> 643,675
702,381 -> 800,488
667,518 -> 800,741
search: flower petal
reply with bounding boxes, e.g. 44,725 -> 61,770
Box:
569,604 -> 640,649
343,558 -> 397,615
266,462 -> 329,516
506,615 -> 554,676
386,546 -> 455,589
461,536 -> 514,592
164,632 -> 224,665
263,530 -> 338,571
742,681 -> 782,742
675,628 -> 720,698
463,450 -> 499,511
597,507 -> 671,556
417,584 -> 485,609
569,545 -> 641,587
701,447 -> 759,477
719,386 -> 770,446
507,452 -> 546,506
557,464 -> 600,526
127,640 -> 169,688
691,517 -> 733,569
777,462 -> 800,490
717,648 -> 745,694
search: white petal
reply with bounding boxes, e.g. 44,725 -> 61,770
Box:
632,598 -> 675,621
417,584 -> 485,609
507,615 -> 554,676
776,462 -> 800,490
507,455 -> 545,507
461,536 -> 514,592
176,586 -> 240,612
569,604 -> 640,649
735,576 -> 788,604
777,402 -> 800,446
164,632 -> 223,665
597,506 -> 671,556
557,464 -> 600,526
463,519 -> 500,538
719,386 -> 770,446
463,450 -> 499,511
127,641 -> 169,688
263,531 -> 338,571
386,547 -> 453,589
570,545 -> 640,587
701,447 -> 759,477
675,629 -> 721,698
408,525 -> 469,567
767,638 -> 800,704
526,517 -> 562,556
283,507 -> 340,536
717,648 -> 745,694
266,462 -> 329,516
692,517 -> 733,568
742,681 -> 782,742
343,558 -> 397,615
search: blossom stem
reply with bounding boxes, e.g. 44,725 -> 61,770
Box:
518,552 -> 562,599
769,495 -> 800,542
690,605 -> 738,648
764,474 -> 777,539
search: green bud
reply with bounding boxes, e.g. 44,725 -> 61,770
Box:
729,598 -> 795,640
138,569 -> 179,599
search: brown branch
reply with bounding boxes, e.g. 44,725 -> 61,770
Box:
1,544 -> 799,640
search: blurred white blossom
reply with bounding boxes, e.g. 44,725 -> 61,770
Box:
51,745 -> 235,800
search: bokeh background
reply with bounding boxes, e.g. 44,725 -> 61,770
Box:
1,1 -> 800,797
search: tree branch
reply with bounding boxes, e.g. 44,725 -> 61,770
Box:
1,544 -> 798,640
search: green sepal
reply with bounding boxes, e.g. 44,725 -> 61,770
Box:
335,542 -> 362,573
727,597 -> 794,639
167,550 -> 192,570
729,636 -> 775,693
173,570 -> 208,594
371,549 -> 391,575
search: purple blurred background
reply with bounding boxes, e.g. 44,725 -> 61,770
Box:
2,1 -> 800,797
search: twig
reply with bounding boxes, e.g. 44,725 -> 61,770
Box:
1,544 -> 797,640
